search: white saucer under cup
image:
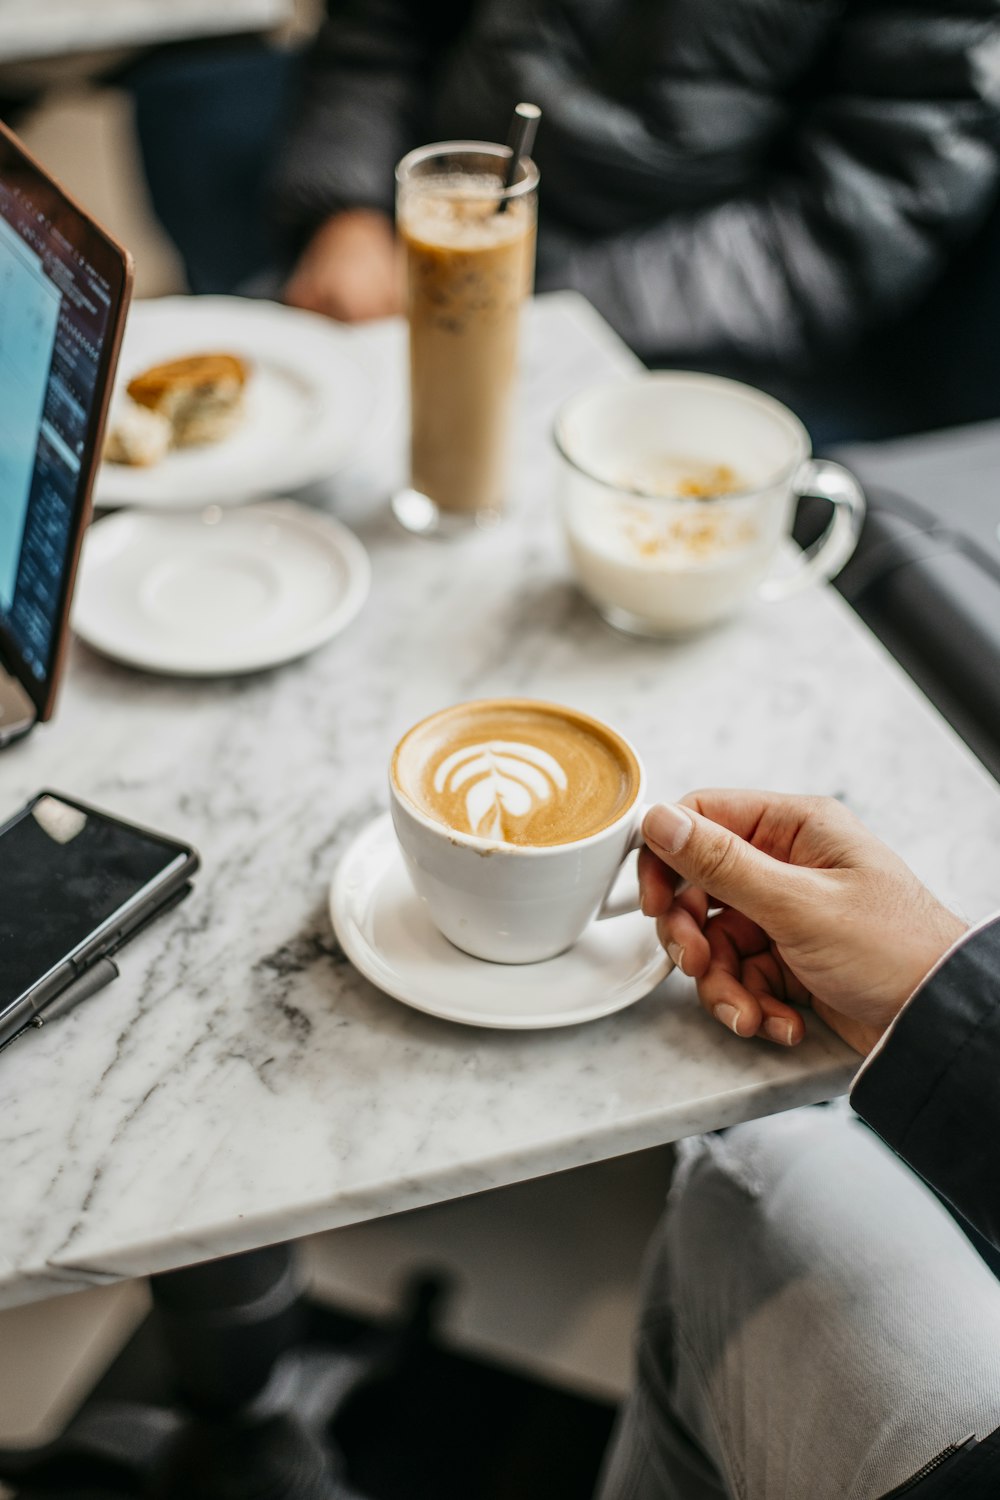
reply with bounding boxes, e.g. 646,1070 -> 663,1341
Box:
96,296 -> 376,509
329,814 -> 673,1030
73,500 -> 370,676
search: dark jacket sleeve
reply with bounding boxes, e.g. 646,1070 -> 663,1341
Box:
273,0 -> 464,235
551,4 -> 1000,364
851,917 -> 1000,1252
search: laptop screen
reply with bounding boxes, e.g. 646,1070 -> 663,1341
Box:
0,123 -> 129,721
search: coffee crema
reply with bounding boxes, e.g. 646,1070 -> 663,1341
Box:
393,699 -> 639,847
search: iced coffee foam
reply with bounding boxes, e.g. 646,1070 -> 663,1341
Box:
393,700 -> 639,846
399,174 -> 532,249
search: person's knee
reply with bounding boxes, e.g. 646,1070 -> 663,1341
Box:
670,1101 -> 858,1230
667,1107 -> 828,1230
633,1128 -> 770,1360
648,1106 -> 863,1341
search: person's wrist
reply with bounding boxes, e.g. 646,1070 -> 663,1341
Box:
896,909 -> 969,1011
859,903 -> 969,1038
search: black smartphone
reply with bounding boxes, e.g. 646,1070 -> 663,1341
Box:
0,791 -> 199,1048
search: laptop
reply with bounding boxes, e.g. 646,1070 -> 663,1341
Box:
0,118 -> 132,748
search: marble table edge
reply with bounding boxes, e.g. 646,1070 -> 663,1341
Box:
2,1057 -> 856,1307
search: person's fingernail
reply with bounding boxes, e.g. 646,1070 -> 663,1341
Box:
713,1003 -> 742,1035
667,942 -> 684,970
764,1017 -> 796,1046
644,803 -> 693,855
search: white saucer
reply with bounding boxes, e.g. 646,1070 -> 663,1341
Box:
96,296 -> 376,509
329,815 -> 673,1030
74,500 -> 370,676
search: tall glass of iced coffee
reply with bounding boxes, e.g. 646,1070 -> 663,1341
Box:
393,141 -> 538,534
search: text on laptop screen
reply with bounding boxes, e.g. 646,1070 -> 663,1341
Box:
0,176 -> 113,683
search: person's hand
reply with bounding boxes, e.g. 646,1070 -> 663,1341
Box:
283,210 -> 403,322
638,791 -> 967,1056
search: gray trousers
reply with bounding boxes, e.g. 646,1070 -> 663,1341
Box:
598,1104 -> 1000,1500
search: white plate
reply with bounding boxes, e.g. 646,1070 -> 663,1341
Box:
330,815 -> 673,1030
96,296 -> 376,508
74,500 -> 370,676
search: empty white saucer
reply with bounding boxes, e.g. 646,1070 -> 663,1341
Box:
74,500 -> 370,675
329,814 -> 673,1030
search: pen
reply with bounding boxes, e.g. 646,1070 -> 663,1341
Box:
39,956 -> 120,1024
0,957 -> 119,1054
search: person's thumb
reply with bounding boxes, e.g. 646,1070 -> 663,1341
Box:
642,802 -> 801,925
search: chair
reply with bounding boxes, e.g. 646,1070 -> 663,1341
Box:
0,1243 -> 449,1500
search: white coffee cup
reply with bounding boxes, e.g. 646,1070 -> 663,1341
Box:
554,372 -> 865,637
389,702 -> 647,964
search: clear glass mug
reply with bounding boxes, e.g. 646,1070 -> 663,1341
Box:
392,141 -> 538,536
554,372 -> 866,636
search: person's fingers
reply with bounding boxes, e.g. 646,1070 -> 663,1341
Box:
680,788 -> 897,886
697,922 -> 766,1038
742,945 -> 812,1007
283,275 -> 344,319
638,850 -> 710,926
637,845 -> 675,916
342,259 -> 403,319
694,912 -> 809,1045
741,949 -> 807,1046
643,801 -> 812,930
655,904 -> 710,976
284,259 -> 400,322
699,909 -> 768,1035
638,850 -> 712,973
282,274 -> 319,312
678,788 -> 862,864
653,886 -> 711,974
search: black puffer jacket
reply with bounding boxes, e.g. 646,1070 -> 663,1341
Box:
276,0 -> 1000,372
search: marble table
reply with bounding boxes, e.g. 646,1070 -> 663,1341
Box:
3,292 -> 1000,1311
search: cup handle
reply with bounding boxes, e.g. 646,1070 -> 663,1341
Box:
759,458 -> 866,602
596,803 -> 650,921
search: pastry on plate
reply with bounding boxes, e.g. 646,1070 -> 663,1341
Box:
126,352 -> 250,448
103,401 -> 172,468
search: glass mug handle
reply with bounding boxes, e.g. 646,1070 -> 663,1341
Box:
759,459 -> 866,602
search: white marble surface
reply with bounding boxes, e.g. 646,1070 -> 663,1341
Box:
0,0 -> 292,63
2,292 -> 1000,1309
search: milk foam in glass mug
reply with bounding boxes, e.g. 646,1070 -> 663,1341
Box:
554,372 -> 866,637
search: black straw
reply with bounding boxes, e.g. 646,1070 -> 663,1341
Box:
497,102 -> 541,213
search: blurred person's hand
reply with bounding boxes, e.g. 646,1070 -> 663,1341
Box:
283,210 -> 403,322
639,791 -> 967,1057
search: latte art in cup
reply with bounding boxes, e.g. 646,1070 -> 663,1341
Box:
389,699 -> 648,962
432,739 -> 568,841
392,700 -> 640,847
